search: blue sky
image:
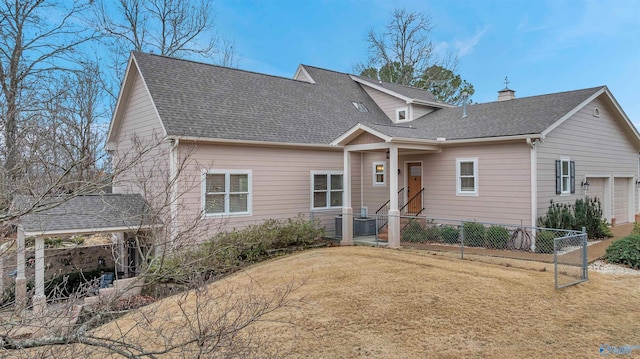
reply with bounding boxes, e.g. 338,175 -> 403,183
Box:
213,0 -> 640,125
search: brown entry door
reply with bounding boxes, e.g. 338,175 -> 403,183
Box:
407,163 -> 422,214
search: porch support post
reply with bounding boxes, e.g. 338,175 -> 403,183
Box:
388,145 -> 401,248
15,227 -> 27,312
33,236 -> 46,314
341,149 -> 354,245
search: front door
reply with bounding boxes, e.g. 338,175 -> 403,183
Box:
407,163 -> 422,214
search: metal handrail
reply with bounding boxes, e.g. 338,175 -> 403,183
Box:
375,188 -> 404,230
400,188 -> 424,215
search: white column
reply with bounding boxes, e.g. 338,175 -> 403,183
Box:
388,145 -> 401,248
341,149 -> 354,245
32,237 -> 46,314
15,228 -> 27,312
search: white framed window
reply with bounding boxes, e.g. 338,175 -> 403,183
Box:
396,107 -> 408,122
373,162 -> 386,186
202,170 -> 252,216
555,159 -> 575,195
311,171 -> 343,209
456,158 -> 478,196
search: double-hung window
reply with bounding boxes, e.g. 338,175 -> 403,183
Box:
555,159 -> 575,195
312,171 -> 343,209
373,162 -> 386,186
203,170 -> 251,215
456,158 -> 478,196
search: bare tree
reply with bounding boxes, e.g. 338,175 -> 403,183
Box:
0,132 -> 309,357
94,0 -> 238,102
356,8 -> 472,104
0,0 -> 96,192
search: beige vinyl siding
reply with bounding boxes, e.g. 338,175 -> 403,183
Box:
112,70 -> 169,196
536,97 -> 638,221
362,152 -> 391,213
361,87 -> 406,121
350,132 -> 384,145
176,144 -> 361,235
412,104 -> 436,119
416,143 -> 532,224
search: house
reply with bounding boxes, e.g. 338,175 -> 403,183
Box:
107,52 -> 640,249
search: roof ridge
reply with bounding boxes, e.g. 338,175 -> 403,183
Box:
132,51 -> 315,85
469,86 -> 605,107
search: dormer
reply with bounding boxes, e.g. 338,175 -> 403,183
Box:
293,65 -> 316,84
350,75 -> 455,123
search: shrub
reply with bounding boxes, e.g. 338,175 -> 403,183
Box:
463,222 -> 485,247
486,226 -> 509,250
538,197 -> 612,239
604,235 -> 640,269
439,226 -> 459,244
535,231 -> 556,254
423,226 -> 442,242
402,219 -> 426,243
148,215 -> 325,286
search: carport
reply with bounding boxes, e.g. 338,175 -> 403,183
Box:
12,194 -> 159,314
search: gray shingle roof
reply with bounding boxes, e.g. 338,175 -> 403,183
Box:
133,52 -> 392,144
16,194 -> 156,235
129,52 -> 606,144
362,86 -> 604,140
352,75 -> 438,103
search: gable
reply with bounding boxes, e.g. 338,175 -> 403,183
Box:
349,132 -> 386,145
360,86 -> 407,122
107,57 -> 166,148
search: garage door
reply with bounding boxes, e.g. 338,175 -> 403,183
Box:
585,177 -> 605,204
614,177 -> 629,224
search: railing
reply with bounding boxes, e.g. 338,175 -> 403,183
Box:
375,188 -> 404,230
400,188 -> 424,216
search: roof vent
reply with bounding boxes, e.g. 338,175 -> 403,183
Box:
497,76 -> 516,101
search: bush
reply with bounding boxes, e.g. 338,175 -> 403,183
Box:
402,219 -> 426,243
463,222 -> 485,247
439,226 -> 459,244
423,226 -> 442,242
538,197 -> 612,239
148,215 -> 325,286
486,226 -> 509,250
604,235 -> 640,269
535,231 -> 556,254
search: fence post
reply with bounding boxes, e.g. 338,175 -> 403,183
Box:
582,226 -> 588,280
375,215 -> 379,247
553,235 -> 559,289
460,221 -> 465,259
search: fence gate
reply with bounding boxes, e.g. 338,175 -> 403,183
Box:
554,229 -> 588,289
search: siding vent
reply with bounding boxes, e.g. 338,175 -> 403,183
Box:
593,108 -> 600,117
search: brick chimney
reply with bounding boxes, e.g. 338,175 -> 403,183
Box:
497,76 -> 516,101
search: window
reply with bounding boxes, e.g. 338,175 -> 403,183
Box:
203,170 -> 251,215
312,171 -> 343,209
555,159 -> 575,195
456,158 -> 478,195
396,107 -> 408,122
352,102 -> 368,112
373,162 -> 386,186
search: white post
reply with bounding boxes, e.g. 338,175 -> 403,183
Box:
15,227 -> 27,312
388,145 -> 401,248
32,237 -> 46,314
341,149 -> 354,245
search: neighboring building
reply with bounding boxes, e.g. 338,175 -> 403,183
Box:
107,52 -> 640,248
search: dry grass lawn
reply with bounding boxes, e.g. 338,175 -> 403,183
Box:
17,246 -> 640,358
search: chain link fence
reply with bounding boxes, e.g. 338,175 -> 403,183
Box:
311,211 -> 588,288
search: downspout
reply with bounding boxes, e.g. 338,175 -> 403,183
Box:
169,138 -> 179,250
527,138 -> 538,251
360,152 -> 364,213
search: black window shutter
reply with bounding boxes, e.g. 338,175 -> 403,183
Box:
570,161 -> 575,194
555,160 -> 561,195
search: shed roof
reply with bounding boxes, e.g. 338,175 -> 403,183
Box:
16,194 -> 157,236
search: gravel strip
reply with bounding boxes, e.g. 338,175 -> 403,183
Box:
589,260 -> 640,275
